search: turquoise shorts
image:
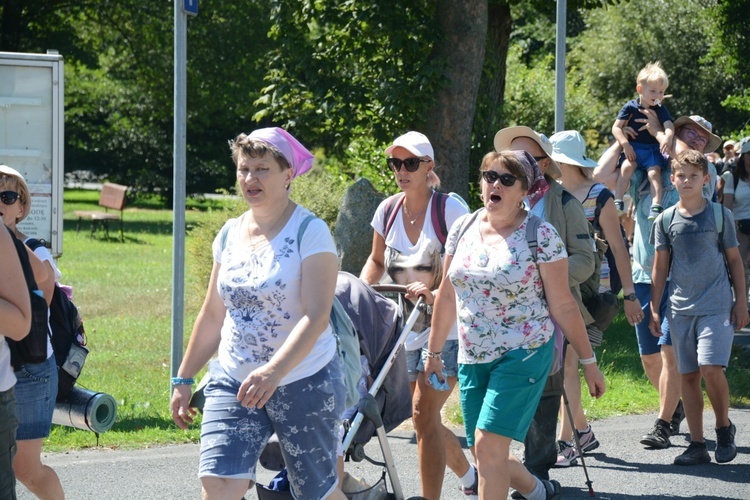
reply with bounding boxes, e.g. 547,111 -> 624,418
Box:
459,341 -> 553,446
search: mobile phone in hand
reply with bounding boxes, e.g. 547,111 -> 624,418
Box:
428,371 -> 450,391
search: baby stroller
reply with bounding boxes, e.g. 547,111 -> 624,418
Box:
257,272 -> 427,499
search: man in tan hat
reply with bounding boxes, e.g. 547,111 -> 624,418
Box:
595,114 -> 722,453
494,126 -> 595,485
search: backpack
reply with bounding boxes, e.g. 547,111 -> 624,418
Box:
5,229 -> 50,371
383,191 -> 468,249
659,202 -> 726,275
453,211 -> 565,375
26,239 -> 88,401
575,189 -> 621,333
215,215 -> 361,409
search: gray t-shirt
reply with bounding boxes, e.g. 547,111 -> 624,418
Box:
652,203 -> 738,315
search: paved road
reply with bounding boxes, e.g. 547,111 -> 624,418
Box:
16,408 -> 750,500
17,332 -> 750,499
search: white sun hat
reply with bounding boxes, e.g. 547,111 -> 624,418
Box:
549,130 -> 599,168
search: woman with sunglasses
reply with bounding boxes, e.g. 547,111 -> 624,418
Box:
360,131 -> 474,499
424,151 -> 605,500
0,165 -> 65,500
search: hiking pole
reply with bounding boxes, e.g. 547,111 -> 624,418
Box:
561,386 -> 595,497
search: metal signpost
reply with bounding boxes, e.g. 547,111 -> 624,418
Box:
171,0 -> 196,388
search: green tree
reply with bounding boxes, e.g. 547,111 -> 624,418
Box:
568,0 -> 741,138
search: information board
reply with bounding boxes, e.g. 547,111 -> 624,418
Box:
0,51 -> 64,256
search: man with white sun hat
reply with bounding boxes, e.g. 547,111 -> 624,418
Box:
494,126 -> 595,488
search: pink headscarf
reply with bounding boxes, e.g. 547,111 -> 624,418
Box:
248,127 -> 314,178
510,150 -> 549,208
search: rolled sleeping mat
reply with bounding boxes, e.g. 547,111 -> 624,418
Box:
52,387 -> 117,433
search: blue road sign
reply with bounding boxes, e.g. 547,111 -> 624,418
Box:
183,0 -> 198,16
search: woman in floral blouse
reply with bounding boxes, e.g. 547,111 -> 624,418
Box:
424,151 -> 606,500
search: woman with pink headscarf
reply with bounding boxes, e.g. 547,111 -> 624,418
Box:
171,128 -> 346,499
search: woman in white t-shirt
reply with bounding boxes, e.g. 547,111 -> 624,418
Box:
360,131 -> 474,499
0,165 -> 64,499
721,137 -> 750,299
171,128 -> 346,500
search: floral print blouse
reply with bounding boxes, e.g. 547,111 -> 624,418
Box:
445,211 -> 567,364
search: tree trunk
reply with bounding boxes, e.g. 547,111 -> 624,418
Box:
424,0 -> 488,200
471,1 -> 512,168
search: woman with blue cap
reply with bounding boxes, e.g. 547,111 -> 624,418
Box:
171,128 -> 347,499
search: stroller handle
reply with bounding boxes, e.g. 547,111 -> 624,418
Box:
371,284 -> 408,294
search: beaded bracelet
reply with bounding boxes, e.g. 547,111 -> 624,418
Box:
425,350 -> 442,359
171,377 -> 195,386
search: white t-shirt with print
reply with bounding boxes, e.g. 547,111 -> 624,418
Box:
212,206 -> 338,385
446,212 -> 567,364
370,193 -> 468,343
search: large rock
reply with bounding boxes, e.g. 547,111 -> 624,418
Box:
335,178 -> 385,274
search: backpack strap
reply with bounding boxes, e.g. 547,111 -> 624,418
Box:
712,201 -> 724,251
430,191 -> 448,248
297,214 -> 317,252
26,238 -> 46,252
453,209 -> 482,246
525,214 -> 543,264
218,218 -> 238,253
593,187 -> 614,233
382,193 -> 406,242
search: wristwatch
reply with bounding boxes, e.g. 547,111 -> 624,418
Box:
624,293 -> 637,301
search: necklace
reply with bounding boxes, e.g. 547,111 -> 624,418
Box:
247,201 -> 291,250
403,200 -> 427,225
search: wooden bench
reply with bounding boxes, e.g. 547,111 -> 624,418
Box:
75,183 -> 128,241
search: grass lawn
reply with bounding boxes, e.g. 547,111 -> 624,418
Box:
44,189 -> 750,450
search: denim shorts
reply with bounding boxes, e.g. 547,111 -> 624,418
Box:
405,340 -> 459,382
0,388 -> 18,500
14,355 -> 57,441
459,340 -> 553,446
634,283 -> 672,355
199,355 -> 345,499
633,142 -> 667,171
668,312 -> 735,374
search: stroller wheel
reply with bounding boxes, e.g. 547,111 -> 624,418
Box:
259,434 -> 285,471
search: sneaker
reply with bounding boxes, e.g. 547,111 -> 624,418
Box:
670,399 -> 685,435
544,479 -> 562,500
576,425 -> 600,453
648,204 -> 664,221
614,199 -> 625,213
674,441 -> 711,465
715,421 -> 737,463
554,440 -> 578,467
640,418 -> 671,449
459,465 -> 478,497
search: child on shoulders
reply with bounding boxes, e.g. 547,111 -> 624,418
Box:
613,61 -> 674,221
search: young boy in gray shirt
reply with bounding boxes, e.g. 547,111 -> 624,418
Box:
649,149 -> 748,466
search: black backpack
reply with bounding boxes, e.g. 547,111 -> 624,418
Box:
5,228 -> 50,371
27,239 -> 88,401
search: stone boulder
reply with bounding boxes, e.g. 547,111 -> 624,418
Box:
334,178 -> 385,274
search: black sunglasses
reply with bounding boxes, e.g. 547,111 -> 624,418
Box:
482,171 -> 518,187
387,157 -> 429,172
0,191 -> 19,205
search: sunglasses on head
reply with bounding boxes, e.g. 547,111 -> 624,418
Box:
387,157 -> 429,172
482,171 -> 518,187
0,191 -> 19,205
